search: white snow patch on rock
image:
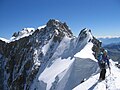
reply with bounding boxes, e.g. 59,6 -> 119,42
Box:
74,42 -> 96,61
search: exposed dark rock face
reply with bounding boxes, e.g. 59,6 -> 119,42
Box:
0,40 -> 6,54
92,36 -> 102,59
46,19 -> 73,38
0,19 -> 73,90
0,53 -> 5,90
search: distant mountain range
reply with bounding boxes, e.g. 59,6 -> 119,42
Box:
97,36 -> 120,46
104,43 -> 120,64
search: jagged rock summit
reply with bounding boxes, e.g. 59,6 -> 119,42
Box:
1,19 -> 119,90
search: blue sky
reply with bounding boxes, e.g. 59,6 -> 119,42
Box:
0,0 -> 120,39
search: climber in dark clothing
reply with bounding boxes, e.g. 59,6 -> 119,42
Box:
97,50 -> 110,81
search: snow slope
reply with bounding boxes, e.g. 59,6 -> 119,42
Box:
30,41 -> 99,90
73,60 -> 120,90
31,28 -> 119,90
74,43 -> 96,61
31,35 -> 120,90
30,28 -> 93,90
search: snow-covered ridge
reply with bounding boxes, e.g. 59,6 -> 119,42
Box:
10,28 -> 35,41
0,28 -> 36,43
37,25 -> 46,30
30,28 -> 95,90
0,37 -> 10,43
1,25 -> 46,43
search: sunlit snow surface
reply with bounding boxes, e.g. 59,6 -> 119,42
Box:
10,28 -> 35,41
30,29 -> 120,90
32,41 -> 120,90
0,26 -> 46,43
0,37 -> 10,43
31,40 -> 98,90
0,28 -> 35,43
74,42 -> 96,61
38,25 -> 46,30
73,60 -> 120,90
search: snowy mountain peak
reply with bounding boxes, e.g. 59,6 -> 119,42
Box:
78,28 -> 93,42
11,28 -> 35,41
46,19 -> 73,37
46,19 -> 69,30
46,19 -> 62,27
79,28 -> 92,36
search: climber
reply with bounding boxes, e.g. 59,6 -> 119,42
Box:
97,51 -> 103,68
97,49 -> 110,81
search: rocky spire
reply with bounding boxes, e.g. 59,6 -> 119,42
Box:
46,19 -> 73,37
